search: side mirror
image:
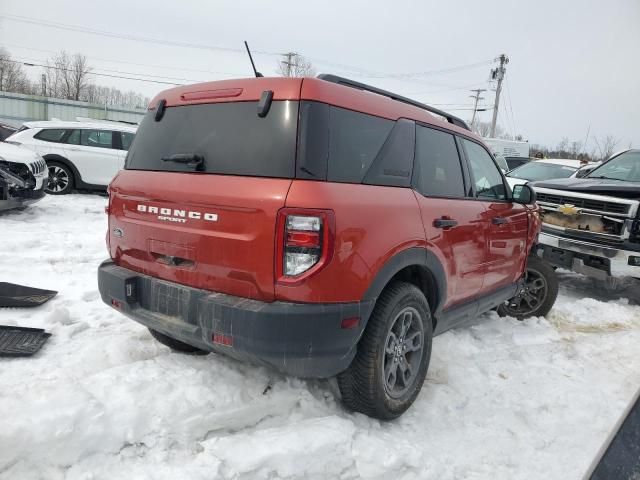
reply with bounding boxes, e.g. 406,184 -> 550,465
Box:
512,184 -> 536,205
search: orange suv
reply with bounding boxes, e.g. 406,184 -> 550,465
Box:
98,75 -> 557,419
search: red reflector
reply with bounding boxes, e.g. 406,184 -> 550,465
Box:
341,317 -> 360,329
181,88 -> 243,101
213,333 -> 233,347
111,299 -> 122,310
286,231 -> 321,248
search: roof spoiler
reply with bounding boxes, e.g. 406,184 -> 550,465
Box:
317,74 -> 471,131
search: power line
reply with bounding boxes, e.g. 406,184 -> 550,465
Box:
505,78 -> 518,136
8,59 -> 183,85
14,57 -> 206,85
13,55 -> 207,84
4,43 -> 247,77
0,14 -> 281,56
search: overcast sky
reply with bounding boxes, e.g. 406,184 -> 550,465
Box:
1,0 -> 638,151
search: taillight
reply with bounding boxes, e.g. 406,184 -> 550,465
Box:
276,209 -> 335,284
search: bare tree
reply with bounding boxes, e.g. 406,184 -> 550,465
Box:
593,135 -> 620,161
277,53 -> 316,77
569,140 -> 583,159
471,120 -> 506,138
69,53 -> 91,101
45,51 -> 91,100
0,47 -> 33,93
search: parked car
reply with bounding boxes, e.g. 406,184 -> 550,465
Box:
505,156 -> 530,171
0,123 -> 17,141
504,158 -> 584,189
0,142 -> 48,211
98,75 -> 557,420
6,120 -> 136,195
532,149 -> 640,281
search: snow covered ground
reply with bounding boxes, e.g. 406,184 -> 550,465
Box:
1,194 -> 639,480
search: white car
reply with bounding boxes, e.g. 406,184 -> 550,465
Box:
0,142 -> 48,211
6,120 -> 137,195
504,158 -> 587,189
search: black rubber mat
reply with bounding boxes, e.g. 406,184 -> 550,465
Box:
0,282 -> 57,308
0,326 -> 51,357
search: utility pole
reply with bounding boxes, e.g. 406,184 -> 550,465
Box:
281,52 -> 297,77
469,88 -> 486,126
490,53 -> 509,138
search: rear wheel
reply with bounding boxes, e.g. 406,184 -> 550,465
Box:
46,162 -> 74,195
497,256 -> 558,319
148,328 -> 208,354
338,282 -> 433,420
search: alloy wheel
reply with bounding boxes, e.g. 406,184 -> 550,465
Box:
47,165 -> 70,193
382,306 -> 424,399
502,266 -> 549,317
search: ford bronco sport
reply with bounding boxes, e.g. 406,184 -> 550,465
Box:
98,75 -> 557,419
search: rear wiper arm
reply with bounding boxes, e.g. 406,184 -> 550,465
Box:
161,153 -> 204,169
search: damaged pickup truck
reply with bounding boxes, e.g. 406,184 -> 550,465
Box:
0,142 -> 48,212
531,149 -> 640,281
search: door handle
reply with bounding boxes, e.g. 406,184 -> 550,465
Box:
492,217 -> 508,225
68,147 -> 80,151
433,218 -> 458,229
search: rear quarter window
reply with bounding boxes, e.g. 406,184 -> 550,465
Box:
326,107 -> 394,183
34,129 -> 67,143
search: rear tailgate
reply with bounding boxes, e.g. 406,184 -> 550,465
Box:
107,78 -> 302,301
109,173 -> 291,301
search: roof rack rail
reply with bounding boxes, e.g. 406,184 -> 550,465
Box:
317,74 -> 471,131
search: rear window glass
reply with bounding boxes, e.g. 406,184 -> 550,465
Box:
126,101 -> 298,178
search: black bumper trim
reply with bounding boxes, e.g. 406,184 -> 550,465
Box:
98,260 -> 375,378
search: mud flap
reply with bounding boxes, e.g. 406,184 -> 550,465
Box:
0,326 -> 51,357
0,282 -> 58,308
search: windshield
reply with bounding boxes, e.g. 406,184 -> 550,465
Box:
506,161 -> 578,181
586,151 -> 640,181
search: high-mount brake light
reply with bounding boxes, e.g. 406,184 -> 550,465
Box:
276,209 -> 335,283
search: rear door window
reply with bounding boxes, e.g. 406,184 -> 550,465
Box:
81,130 -> 114,149
126,101 -> 297,178
414,125 -> 465,197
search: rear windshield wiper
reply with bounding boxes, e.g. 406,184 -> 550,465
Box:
161,153 -> 204,169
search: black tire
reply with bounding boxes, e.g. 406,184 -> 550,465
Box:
497,256 -> 559,320
148,328 -> 208,354
46,161 -> 74,195
338,282 -> 433,420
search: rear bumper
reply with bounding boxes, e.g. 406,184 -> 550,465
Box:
98,260 -> 375,378
538,232 -> 640,279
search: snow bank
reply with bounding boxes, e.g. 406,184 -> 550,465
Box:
1,195 -> 639,479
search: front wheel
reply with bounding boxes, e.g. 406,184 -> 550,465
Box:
497,256 -> 559,319
338,282 -> 433,420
